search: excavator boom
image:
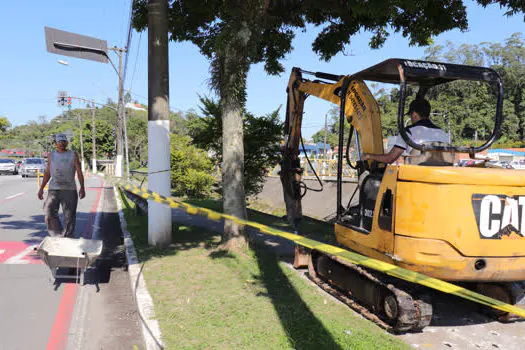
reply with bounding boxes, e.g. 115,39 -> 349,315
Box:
281,68 -> 383,228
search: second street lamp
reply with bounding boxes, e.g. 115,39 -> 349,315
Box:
45,27 -> 127,177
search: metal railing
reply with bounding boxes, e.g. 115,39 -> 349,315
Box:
268,159 -> 357,178
96,159 -> 116,176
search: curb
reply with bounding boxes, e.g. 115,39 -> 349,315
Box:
112,185 -> 164,350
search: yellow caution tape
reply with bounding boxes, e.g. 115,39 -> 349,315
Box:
110,177 -> 525,319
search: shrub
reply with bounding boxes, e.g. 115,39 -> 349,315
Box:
129,160 -> 141,170
170,134 -> 216,198
188,96 -> 283,197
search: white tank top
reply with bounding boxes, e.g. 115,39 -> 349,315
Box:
49,150 -> 77,190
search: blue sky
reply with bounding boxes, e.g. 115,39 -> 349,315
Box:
1,1 -> 524,138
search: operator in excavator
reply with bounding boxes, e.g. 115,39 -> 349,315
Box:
361,98 -> 449,164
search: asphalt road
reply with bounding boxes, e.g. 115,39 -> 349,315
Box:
0,173 -> 143,350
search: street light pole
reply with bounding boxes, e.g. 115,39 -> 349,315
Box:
91,100 -> 96,172
55,48 -> 126,177
112,47 -> 126,178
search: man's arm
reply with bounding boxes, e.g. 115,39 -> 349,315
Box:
38,153 -> 51,200
74,152 -> 86,199
362,146 -> 405,164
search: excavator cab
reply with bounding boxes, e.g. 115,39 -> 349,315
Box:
280,59 -> 524,332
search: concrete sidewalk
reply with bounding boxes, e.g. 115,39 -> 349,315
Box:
66,177 -> 144,350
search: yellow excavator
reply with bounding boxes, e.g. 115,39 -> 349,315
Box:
280,59 -> 525,332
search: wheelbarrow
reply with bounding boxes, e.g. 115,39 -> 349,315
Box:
35,237 -> 103,285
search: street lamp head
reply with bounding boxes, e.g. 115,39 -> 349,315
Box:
57,60 -> 69,66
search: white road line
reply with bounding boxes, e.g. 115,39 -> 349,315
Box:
0,249 -> 5,255
5,192 -> 25,200
4,244 -> 37,264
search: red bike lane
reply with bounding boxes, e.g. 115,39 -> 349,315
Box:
0,175 -> 103,350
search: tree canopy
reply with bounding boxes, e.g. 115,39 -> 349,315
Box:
188,96 -> 283,196
307,33 -> 525,150
0,117 -> 10,133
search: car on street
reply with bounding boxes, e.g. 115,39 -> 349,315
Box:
20,157 -> 46,177
0,158 -> 17,175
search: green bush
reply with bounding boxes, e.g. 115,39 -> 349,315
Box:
188,96 -> 282,196
129,160 -> 141,170
170,134 -> 216,198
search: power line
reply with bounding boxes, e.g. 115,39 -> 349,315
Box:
122,0 -> 134,89
129,32 -> 143,92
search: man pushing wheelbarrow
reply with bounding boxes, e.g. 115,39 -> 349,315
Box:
35,133 -> 102,284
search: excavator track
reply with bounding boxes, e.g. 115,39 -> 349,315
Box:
307,250 -> 433,333
475,282 -> 525,322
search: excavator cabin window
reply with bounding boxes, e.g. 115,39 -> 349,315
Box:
378,189 -> 393,231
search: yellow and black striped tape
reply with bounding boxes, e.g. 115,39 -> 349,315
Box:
111,177 -> 525,319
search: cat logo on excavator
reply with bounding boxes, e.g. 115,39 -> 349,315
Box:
473,194 -> 525,239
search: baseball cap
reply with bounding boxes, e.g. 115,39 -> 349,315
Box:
406,99 -> 431,119
55,133 -> 68,142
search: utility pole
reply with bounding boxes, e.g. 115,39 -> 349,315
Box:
91,100 -> 96,172
148,0 -> 172,247
446,109 -> 451,144
323,113 -> 328,161
76,113 -> 85,171
111,47 -> 126,178
123,104 -> 131,179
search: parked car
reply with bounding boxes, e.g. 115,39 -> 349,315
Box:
20,158 -> 46,177
510,160 -> 525,169
486,160 -> 514,169
0,158 -> 17,175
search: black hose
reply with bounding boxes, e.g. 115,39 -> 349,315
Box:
346,125 -> 359,170
299,135 -> 323,198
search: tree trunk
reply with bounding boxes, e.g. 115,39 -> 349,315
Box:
219,38 -> 249,252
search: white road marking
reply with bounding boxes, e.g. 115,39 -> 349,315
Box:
4,244 -> 37,264
0,249 -> 5,254
5,192 -> 25,200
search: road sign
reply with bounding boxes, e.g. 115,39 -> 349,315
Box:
44,27 -> 109,64
57,91 -> 68,107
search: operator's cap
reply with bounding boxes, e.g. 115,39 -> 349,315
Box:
406,99 -> 431,119
55,133 -> 68,142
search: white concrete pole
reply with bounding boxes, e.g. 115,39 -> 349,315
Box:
147,0 -> 172,247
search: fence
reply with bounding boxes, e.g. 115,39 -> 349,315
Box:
268,159 -> 357,179
96,160 -> 116,176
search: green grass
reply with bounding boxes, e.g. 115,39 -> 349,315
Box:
119,190 -> 409,350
